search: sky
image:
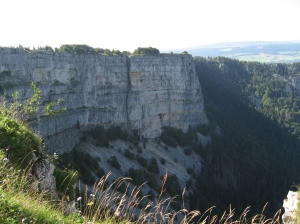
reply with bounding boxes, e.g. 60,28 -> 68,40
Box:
1,0 -> 300,52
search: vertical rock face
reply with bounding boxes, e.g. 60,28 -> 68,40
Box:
0,48 -> 207,152
128,54 -> 206,137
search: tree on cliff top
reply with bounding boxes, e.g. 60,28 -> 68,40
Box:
58,44 -> 96,54
56,44 -> 132,56
132,47 -> 160,55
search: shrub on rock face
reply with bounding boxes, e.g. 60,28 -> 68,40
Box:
127,168 -> 145,185
124,149 -> 136,159
187,167 -> 194,174
97,168 -> 105,178
107,126 -> 122,140
161,126 -> 198,148
108,156 -> 121,169
147,174 -> 158,190
165,174 -> 181,197
197,123 -> 210,136
184,148 -> 192,156
137,155 -> 148,167
0,115 -> 41,168
148,157 -> 159,174
90,126 -> 109,147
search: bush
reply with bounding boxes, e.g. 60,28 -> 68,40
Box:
137,155 -> 148,167
186,177 -> 194,190
184,148 -> 192,156
79,166 -> 96,184
57,148 -> 102,185
53,168 -> 78,200
160,158 -> 166,164
133,47 -> 160,55
97,168 -> 105,178
128,130 -> 140,147
161,126 -> 198,147
187,167 -> 194,174
124,149 -> 136,159
107,126 -> 123,140
72,149 -> 99,170
148,157 -> 159,174
120,130 -> 129,141
0,115 -> 41,169
108,156 -> 121,169
89,126 -> 109,147
58,44 -> 96,54
161,133 -> 177,147
127,168 -> 145,185
113,182 -> 126,194
192,143 -> 204,155
165,174 -> 181,197
147,174 -> 158,190
197,124 -> 210,136
137,146 -> 143,153
0,83 -> 66,168
80,133 -> 88,142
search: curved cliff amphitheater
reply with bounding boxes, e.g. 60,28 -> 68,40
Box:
0,48 -> 207,152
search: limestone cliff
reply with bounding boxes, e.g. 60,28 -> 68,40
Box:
0,48 -> 207,152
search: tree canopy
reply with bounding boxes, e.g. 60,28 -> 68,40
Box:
132,47 -> 160,55
191,56 -> 300,217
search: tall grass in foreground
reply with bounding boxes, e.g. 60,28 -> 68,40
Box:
0,150 -> 80,223
0,83 -> 285,223
1,149 -> 283,224
78,171 -> 282,224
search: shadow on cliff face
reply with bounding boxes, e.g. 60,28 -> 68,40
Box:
192,57 -> 300,218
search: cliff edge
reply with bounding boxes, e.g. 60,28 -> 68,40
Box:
0,48 -> 207,152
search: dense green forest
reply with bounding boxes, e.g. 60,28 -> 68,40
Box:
191,57 -> 300,217
2,44 -> 160,56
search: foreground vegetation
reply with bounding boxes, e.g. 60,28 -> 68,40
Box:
0,81 -> 285,223
0,148 -> 283,223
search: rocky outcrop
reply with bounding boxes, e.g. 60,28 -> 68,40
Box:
30,152 -> 58,200
0,48 -> 207,153
282,191 -> 298,224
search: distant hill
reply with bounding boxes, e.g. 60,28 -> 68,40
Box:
169,41 -> 300,63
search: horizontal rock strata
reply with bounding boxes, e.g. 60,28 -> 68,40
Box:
0,48 -> 207,152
